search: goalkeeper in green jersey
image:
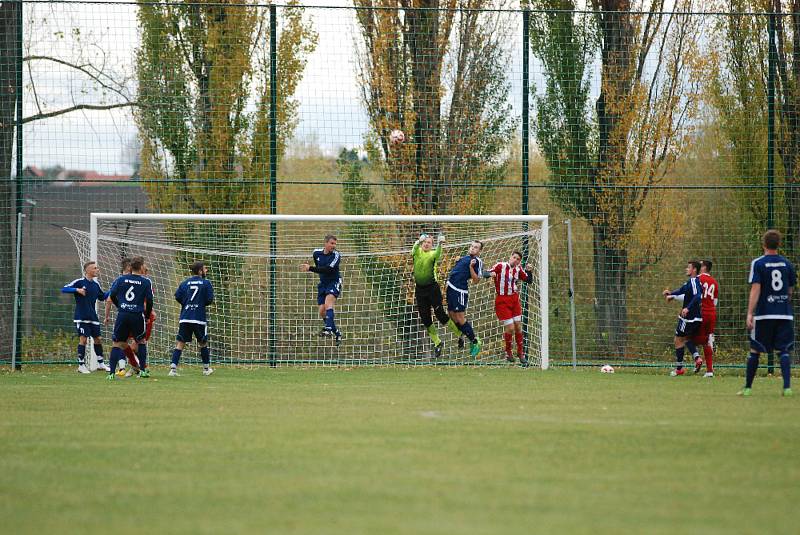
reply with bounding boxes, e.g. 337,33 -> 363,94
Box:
412,233 -> 463,358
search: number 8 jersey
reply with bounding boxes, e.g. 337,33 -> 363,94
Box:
749,253 -> 796,320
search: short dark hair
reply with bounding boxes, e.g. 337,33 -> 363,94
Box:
130,256 -> 145,271
511,250 -> 522,259
83,261 -> 96,271
324,234 -> 337,243
190,261 -> 205,275
473,240 -> 483,250
120,257 -> 132,273
701,259 -> 713,272
763,229 -> 781,250
687,260 -> 701,273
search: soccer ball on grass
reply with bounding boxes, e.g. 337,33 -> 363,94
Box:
600,364 -> 615,374
389,129 -> 405,145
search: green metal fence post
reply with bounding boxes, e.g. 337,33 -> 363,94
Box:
767,11 -> 776,230
14,0 -> 23,370
521,9 -> 532,357
268,4 -> 278,367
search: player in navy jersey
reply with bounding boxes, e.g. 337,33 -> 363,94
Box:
663,260 -> 703,376
106,256 -> 154,379
739,230 -> 796,397
61,261 -> 110,373
170,261 -> 215,377
301,234 -> 343,345
446,240 -> 485,357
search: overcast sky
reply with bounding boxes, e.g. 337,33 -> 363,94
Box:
19,1 -> 582,174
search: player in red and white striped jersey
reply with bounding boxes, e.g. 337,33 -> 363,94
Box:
486,251 -> 533,366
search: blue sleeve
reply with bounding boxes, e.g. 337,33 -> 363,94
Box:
749,259 -> 762,284
684,279 -> 702,309
108,278 -> 120,305
61,279 -> 80,294
206,281 -> 214,304
312,250 -> 320,266
670,281 -> 689,296
146,280 -> 154,302
175,283 -> 184,304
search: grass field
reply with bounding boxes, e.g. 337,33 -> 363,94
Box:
1,365 -> 798,535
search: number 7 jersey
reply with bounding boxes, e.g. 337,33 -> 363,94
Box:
748,254 -> 796,320
175,276 -> 214,325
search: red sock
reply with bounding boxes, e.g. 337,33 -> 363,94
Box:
503,332 -> 513,356
515,331 -> 524,357
704,343 -> 713,373
124,346 -> 139,368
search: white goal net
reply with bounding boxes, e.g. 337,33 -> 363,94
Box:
65,214 -> 548,368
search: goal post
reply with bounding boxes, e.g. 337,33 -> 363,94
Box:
78,213 -> 548,369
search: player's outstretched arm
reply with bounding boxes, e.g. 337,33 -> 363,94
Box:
469,258 -> 482,283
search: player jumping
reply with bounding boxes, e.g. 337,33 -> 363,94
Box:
170,261 -> 215,377
301,234 -> 343,346
663,260 -> 703,376
446,240 -> 484,357
412,233 -> 463,358
486,251 -> 533,366
61,261 -> 110,373
107,257 -> 154,379
740,230 -> 795,397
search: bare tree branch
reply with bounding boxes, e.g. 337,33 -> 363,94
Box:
21,101 -> 138,124
23,55 -> 134,103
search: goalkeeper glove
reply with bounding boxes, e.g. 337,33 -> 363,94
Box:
418,233 -> 430,242
437,234 -> 445,243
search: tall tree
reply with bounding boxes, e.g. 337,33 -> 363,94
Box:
705,1 -> 770,233
0,2 -> 138,360
528,0 -> 704,356
353,0 -> 515,215
136,0 -> 316,354
770,0 -> 800,259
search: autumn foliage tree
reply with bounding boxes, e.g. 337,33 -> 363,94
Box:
527,0 -> 704,357
352,0 -> 515,215
136,0 -> 316,352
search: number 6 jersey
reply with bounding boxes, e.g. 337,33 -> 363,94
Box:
749,254 -> 796,320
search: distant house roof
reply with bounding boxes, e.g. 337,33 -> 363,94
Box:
22,165 -> 45,178
55,169 -> 131,186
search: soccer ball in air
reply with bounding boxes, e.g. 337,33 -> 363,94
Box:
600,364 -> 615,374
389,129 -> 405,145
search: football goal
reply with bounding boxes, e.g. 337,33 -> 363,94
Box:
65,214 -> 549,368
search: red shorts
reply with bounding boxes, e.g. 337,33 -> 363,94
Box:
692,312 -> 716,345
495,295 -> 522,324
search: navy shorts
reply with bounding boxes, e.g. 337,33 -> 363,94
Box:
675,318 -> 701,338
317,281 -> 342,305
750,318 -> 795,354
113,312 -> 146,343
446,286 -> 469,312
75,322 -> 101,339
177,322 -> 209,344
